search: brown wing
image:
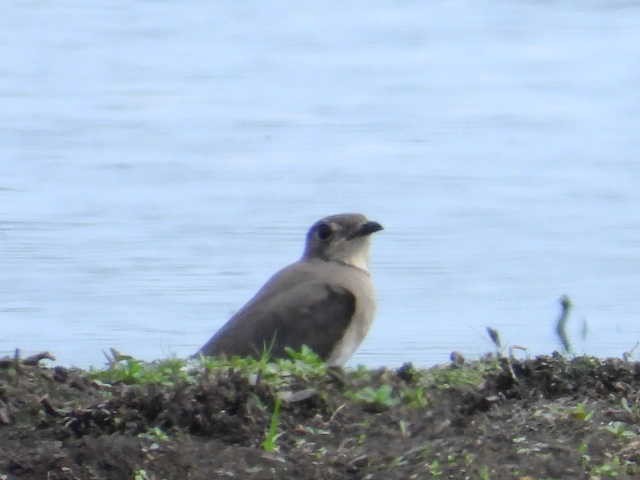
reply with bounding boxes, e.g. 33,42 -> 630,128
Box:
198,281 -> 356,361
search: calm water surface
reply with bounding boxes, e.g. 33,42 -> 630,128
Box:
2,1 -> 640,368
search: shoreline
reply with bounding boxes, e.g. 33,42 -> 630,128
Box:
1,350 -> 639,479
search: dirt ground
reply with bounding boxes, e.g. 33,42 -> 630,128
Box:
2,351 -> 640,480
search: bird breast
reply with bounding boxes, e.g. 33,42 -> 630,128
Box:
326,268 -> 376,366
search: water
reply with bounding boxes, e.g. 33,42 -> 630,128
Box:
2,1 -> 640,368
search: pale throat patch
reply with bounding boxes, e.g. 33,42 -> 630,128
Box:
338,238 -> 371,272
345,248 -> 370,271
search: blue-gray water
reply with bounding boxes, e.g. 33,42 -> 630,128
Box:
2,1 -> 640,368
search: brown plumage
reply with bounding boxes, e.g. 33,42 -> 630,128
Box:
197,213 -> 383,366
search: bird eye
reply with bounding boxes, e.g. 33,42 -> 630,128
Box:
316,222 -> 333,240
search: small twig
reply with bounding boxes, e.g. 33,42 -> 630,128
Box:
348,454 -> 369,469
505,356 -> 519,383
623,341 -> 640,362
508,345 -> 528,360
337,437 -> 355,452
13,349 -> 22,384
277,388 -> 316,403
40,395 -> 62,417
0,401 -> 10,425
486,327 -> 502,349
0,350 -> 55,368
329,403 -> 346,423
580,317 -> 589,341
102,349 -> 115,367
486,327 -> 503,357
14,348 -> 21,369
103,348 -> 133,368
556,295 -> 573,355
23,351 -> 55,366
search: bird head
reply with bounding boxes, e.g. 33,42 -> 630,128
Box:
303,213 -> 383,271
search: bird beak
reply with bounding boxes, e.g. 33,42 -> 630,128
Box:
350,221 -> 383,239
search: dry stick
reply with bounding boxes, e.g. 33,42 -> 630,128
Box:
505,355 -> 519,384
509,345 -> 528,360
486,327 -> 518,383
486,327 -> 502,356
329,403 -> 346,423
0,350 -> 56,368
623,341 -> 640,362
40,395 -> 63,417
13,348 -> 22,385
13,348 -> 20,368
0,351 -> 55,368
0,403 -> 10,425
23,351 -> 55,366
504,345 -> 529,384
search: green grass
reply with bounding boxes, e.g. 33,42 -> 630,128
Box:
349,384 -> 399,410
90,357 -> 190,386
604,421 -> 637,440
132,469 -> 150,480
401,385 -> 429,408
90,345 -> 327,389
590,456 -> 625,478
138,426 -> 170,442
421,362 -> 497,390
570,402 -> 594,422
197,344 -> 327,389
261,397 -> 282,452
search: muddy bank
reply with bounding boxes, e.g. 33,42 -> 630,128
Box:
1,351 -> 640,479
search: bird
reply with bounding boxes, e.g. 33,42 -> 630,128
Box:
197,213 -> 383,367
